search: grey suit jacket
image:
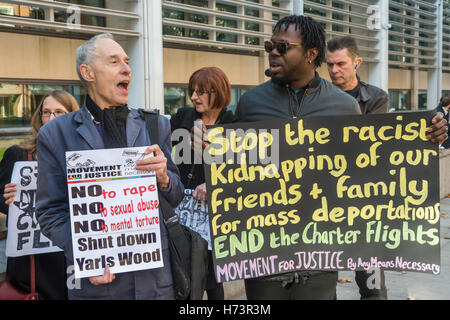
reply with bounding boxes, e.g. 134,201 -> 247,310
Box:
35,105 -> 184,299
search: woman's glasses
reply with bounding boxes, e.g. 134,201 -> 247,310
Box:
191,90 -> 214,96
40,110 -> 67,118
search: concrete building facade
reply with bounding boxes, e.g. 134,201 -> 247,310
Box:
0,0 -> 449,141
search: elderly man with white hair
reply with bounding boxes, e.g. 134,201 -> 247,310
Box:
35,33 -> 184,300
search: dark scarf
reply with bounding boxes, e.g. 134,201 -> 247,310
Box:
85,95 -> 130,149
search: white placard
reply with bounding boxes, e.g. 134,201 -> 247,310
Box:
6,161 -> 63,257
66,147 -> 163,279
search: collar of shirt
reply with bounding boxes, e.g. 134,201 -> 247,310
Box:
345,80 -> 362,100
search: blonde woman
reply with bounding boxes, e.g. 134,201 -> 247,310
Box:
0,90 -> 79,299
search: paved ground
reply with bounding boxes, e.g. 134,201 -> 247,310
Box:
231,198 -> 450,300
336,197 -> 450,300
2,199 -> 449,300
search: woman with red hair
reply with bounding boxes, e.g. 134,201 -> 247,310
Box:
171,67 -> 234,300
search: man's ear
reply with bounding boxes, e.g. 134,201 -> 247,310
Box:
307,48 -> 319,65
80,64 -> 95,82
354,57 -> 363,70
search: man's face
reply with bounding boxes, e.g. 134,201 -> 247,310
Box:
87,38 -> 131,108
268,24 -> 310,86
326,48 -> 359,89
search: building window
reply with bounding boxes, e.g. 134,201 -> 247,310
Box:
216,3 -> 238,14
163,8 -> 209,24
0,3 -> 45,19
0,83 -> 85,128
164,86 -> 192,116
163,25 -> 209,40
54,0 -> 106,27
55,0 -> 105,8
0,1 -> 105,26
418,91 -> 428,110
216,17 -> 238,29
388,89 -> 411,112
166,0 -> 208,7
216,32 -> 237,43
162,0 -> 287,51
0,84 -> 24,128
246,36 -> 260,45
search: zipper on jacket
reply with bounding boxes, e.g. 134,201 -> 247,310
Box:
286,86 -> 310,118
286,86 -> 298,119
296,89 -> 310,117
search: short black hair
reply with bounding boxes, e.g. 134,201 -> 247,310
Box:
442,96 -> 450,107
273,15 -> 326,68
327,35 -> 360,59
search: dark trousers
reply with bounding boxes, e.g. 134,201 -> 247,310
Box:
355,270 -> 387,300
245,270 -> 387,300
245,271 -> 338,300
206,250 -> 224,300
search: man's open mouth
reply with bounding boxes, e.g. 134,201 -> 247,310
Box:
270,63 -> 282,73
117,80 -> 129,91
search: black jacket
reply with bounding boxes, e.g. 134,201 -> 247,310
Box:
236,73 -> 361,122
170,107 -> 235,189
356,78 -> 389,115
235,75 -> 387,300
0,146 -> 28,215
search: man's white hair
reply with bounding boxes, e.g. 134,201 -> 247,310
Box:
76,32 -> 114,85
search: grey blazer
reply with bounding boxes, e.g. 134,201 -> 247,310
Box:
35,105 -> 184,300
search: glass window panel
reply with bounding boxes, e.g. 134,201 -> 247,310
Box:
216,32 -> 237,43
332,24 -> 344,32
389,89 -> 411,111
0,3 -> 45,19
418,91 -> 427,110
54,10 -> 106,27
55,0 -> 105,8
164,87 -> 190,116
163,25 -> 209,39
217,18 -> 238,29
0,83 -> 85,128
163,8 -> 208,24
245,8 -> 259,18
166,0 -> 208,7
0,3 -> 15,16
227,88 -> 239,114
216,3 -> 237,13
304,7 -> 326,17
245,21 -> 259,32
246,36 -> 260,45
0,84 -> 26,128
164,86 -> 250,116
52,0 -> 106,26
